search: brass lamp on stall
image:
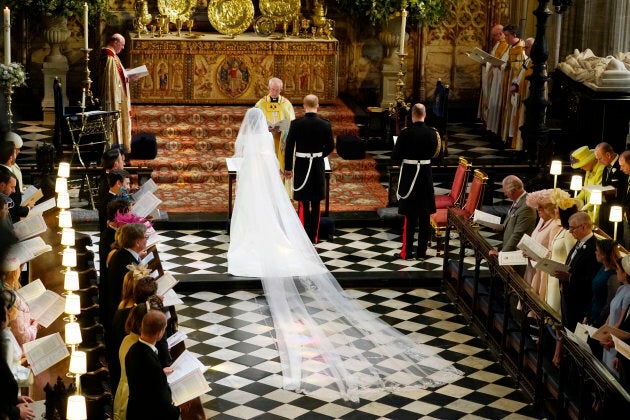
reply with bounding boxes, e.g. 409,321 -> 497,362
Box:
57,162 -> 71,178
550,160 -> 562,190
68,349 -> 86,393
59,210 -> 73,228
57,192 -> 71,211
64,270 -> 79,292
64,321 -> 82,349
570,175 -> 583,198
66,394 -> 87,420
55,177 -> 68,194
64,293 -> 81,323
589,189 -> 602,222
609,205 -> 623,241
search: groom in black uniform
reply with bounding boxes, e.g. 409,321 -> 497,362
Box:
284,94 -> 335,243
392,103 -> 439,260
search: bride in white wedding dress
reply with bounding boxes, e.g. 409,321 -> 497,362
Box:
228,108 -> 462,402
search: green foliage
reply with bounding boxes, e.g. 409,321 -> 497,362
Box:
5,0 -> 107,19
335,0 -> 456,28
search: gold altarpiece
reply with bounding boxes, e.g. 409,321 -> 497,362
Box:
129,33 -> 339,105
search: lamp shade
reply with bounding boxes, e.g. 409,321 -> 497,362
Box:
610,205 -> 623,222
61,228 -> 75,247
55,177 -> 68,194
66,395 -> 87,420
65,294 -> 81,315
64,270 -> 79,291
550,160 -> 562,175
57,192 -> 70,210
65,322 -> 82,345
62,248 -> 77,268
57,162 -> 71,178
59,210 -> 73,228
69,351 -> 87,375
570,175 -> 583,191
590,189 -> 602,205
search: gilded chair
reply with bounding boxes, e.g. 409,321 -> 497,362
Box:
430,169 -> 488,254
434,156 -> 471,209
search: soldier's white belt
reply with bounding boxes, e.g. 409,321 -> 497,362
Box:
402,159 -> 431,165
296,152 -> 323,158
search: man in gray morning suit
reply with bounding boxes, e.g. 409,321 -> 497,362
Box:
489,175 -> 536,275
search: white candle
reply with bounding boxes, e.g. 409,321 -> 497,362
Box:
399,9 -> 407,55
3,7 -> 10,65
81,88 -> 86,108
83,3 -> 89,49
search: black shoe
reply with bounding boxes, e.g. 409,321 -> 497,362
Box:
393,253 -> 414,261
416,254 -> 428,261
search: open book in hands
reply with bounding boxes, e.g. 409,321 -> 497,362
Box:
517,233 -> 570,275
15,279 -> 64,328
473,209 -> 503,230
466,47 -> 506,66
268,119 -> 289,132
167,350 -> 211,406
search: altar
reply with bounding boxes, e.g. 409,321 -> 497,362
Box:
129,32 -> 339,105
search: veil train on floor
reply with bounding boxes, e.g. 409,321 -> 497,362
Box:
228,108 -> 462,402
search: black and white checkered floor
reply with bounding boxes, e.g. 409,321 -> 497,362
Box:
15,119 -> 548,418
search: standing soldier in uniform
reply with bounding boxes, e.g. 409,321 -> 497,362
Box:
284,94 -> 334,244
392,103 -> 440,260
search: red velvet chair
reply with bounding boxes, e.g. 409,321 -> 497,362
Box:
434,156 -> 471,209
430,169 -> 488,254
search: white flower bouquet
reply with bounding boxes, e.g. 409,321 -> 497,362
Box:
0,62 -> 27,88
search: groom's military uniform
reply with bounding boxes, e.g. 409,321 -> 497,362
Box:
285,112 -> 334,243
392,121 -> 439,260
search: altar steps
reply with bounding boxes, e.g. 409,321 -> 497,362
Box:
130,101 -> 388,213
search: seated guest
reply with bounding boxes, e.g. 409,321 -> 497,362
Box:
110,272 -> 158,397
584,239 -> 619,328
571,146 -> 604,224
114,295 -> 164,420
0,289 -> 35,420
0,194 -> 18,264
98,169 -> 131,234
0,258 -> 37,348
0,143 -> 31,223
0,288 -> 32,388
523,189 -> 562,297
555,211 -> 601,332
599,254 -> 630,377
99,198 -> 132,310
98,147 -> 125,209
104,222 -> 148,390
125,310 -> 180,420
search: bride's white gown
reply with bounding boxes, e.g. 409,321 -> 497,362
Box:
228,108 -> 462,402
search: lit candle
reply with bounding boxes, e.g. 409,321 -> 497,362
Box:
83,2 -> 89,49
81,88 -> 86,109
3,7 -> 10,66
399,9 -> 407,56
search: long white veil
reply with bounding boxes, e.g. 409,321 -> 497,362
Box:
228,108 -> 462,402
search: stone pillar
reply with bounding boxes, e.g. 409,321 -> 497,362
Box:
41,16 -> 71,124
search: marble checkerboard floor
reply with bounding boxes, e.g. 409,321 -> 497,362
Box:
76,225 -> 546,420
15,118 -> 548,418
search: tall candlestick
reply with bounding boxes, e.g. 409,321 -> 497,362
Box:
83,3 -> 89,49
3,7 -> 10,66
399,9 -> 407,55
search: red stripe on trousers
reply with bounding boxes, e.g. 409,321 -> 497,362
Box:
401,216 -> 408,259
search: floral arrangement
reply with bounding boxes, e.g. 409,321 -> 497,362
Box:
5,0 -> 108,19
335,0 -> 456,28
0,63 -> 27,88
